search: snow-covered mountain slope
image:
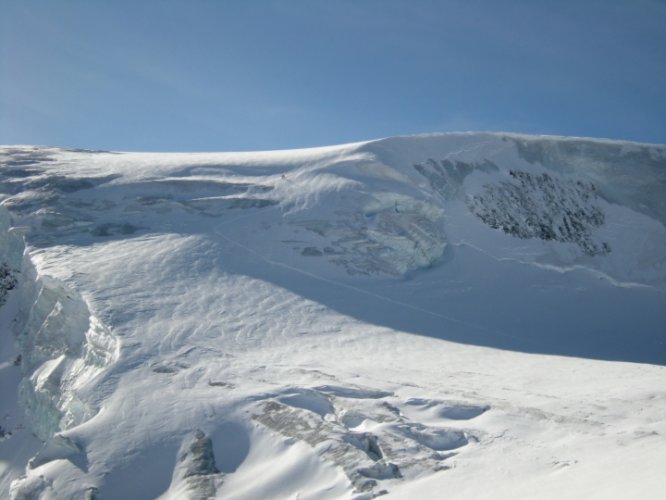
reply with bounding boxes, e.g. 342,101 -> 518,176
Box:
1,133 -> 665,499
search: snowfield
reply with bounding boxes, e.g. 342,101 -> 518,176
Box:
1,132 -> 665,499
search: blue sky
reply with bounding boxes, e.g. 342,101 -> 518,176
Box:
1,0 -> 665,151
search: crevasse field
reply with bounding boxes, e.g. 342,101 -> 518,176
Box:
1,132 -> 665,499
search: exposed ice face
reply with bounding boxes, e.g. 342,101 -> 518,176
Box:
289,190 -> 446,276
16,274 -> 119,441
0,205 -> 118,443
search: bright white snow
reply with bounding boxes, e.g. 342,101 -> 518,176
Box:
0,133 -> 665,499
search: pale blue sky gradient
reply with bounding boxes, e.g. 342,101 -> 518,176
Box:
1,0 -> 665,151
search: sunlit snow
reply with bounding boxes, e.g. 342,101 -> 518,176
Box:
1,132 -> 665,498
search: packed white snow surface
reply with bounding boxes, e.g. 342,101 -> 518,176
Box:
1,132 -> 665,499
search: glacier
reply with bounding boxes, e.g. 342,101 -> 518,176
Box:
0,133 -> 665,499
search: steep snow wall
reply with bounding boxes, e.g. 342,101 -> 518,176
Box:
0,205 -> 118,442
